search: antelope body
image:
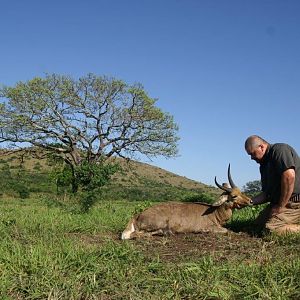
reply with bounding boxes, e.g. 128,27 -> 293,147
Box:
121,165 -> 251,239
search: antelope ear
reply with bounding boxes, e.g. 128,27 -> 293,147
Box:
211,194 -> 228,207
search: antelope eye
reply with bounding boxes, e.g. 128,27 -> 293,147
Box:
231,195 -> 237,199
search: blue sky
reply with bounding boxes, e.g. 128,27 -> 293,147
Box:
1,0 -> 300,188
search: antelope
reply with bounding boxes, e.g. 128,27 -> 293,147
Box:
121,165 -> 251,239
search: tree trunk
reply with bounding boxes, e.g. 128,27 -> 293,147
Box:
71,177 -> 78,193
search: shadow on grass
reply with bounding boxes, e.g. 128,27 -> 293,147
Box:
226,218 -> 264,237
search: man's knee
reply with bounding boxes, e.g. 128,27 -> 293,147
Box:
267,224 -> 300,235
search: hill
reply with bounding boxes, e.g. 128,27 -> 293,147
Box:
103,158 -> 219,201
0,149 -> 220,201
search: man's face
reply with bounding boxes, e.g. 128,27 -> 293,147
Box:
246,144 -> 265,164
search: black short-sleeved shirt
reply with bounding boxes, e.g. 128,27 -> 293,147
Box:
260,143 -> 300,204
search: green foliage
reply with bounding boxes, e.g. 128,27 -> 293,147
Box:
74,161 -> 119,212
1,163 -> 11,178
1,73 -> 181,211
55,164 -> 74,192
78,191 -> 96,213
74,161 -> 117,190
33,162 -> 42,171
183,191 -> 217,204
243,180 -> 261,197
14,183 -> 30,199
101,183 -> 212,203
227,204 -> 268,235
0,151 -> 217,209
132,200 -> 153,214
0,161 -> 56,196
0,198 -> 299,299
49,159 -> 119,211
0,73 -> 179,165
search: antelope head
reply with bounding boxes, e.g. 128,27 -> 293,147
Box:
213,164 -> 251,208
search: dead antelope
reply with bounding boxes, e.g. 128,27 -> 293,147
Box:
121,165 -> 251,239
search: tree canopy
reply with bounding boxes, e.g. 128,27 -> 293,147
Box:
242,180 -> 261,198
0,74 -> 179,166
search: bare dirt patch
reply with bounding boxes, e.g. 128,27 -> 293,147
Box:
68,230 -> 299,264
132,231 -> 269,263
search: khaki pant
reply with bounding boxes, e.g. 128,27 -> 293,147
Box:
255,203 -> 300,234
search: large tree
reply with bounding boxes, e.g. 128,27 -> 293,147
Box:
0,74 -> 179,194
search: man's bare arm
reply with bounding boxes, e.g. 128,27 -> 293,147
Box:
279,168 -> 295,207
271,168 -> 295,215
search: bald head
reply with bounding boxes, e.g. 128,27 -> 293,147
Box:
245,135 -> 268,152
245,135 -> 269,163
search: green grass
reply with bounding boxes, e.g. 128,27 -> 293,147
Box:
0,197 -> 299,299
0,153 -> 219,202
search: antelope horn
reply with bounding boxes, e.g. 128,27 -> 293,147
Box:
227,163 -> 237,189
214,176 -> 232,192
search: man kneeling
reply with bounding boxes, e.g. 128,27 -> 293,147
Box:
243,135 -> 300,234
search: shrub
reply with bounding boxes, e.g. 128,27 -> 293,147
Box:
14,183 -> 30,199
33,162 -> 42,171
75,161 -> 119,212
183,192 -> 216,204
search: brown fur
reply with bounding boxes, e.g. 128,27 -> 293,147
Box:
121,166 -> 252,239
121,190 -> 251,239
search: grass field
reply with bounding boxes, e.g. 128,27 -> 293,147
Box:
0,196 -> 299,299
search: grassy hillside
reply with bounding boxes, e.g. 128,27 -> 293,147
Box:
0,149 -> 219,202
0,150 -> 299,299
